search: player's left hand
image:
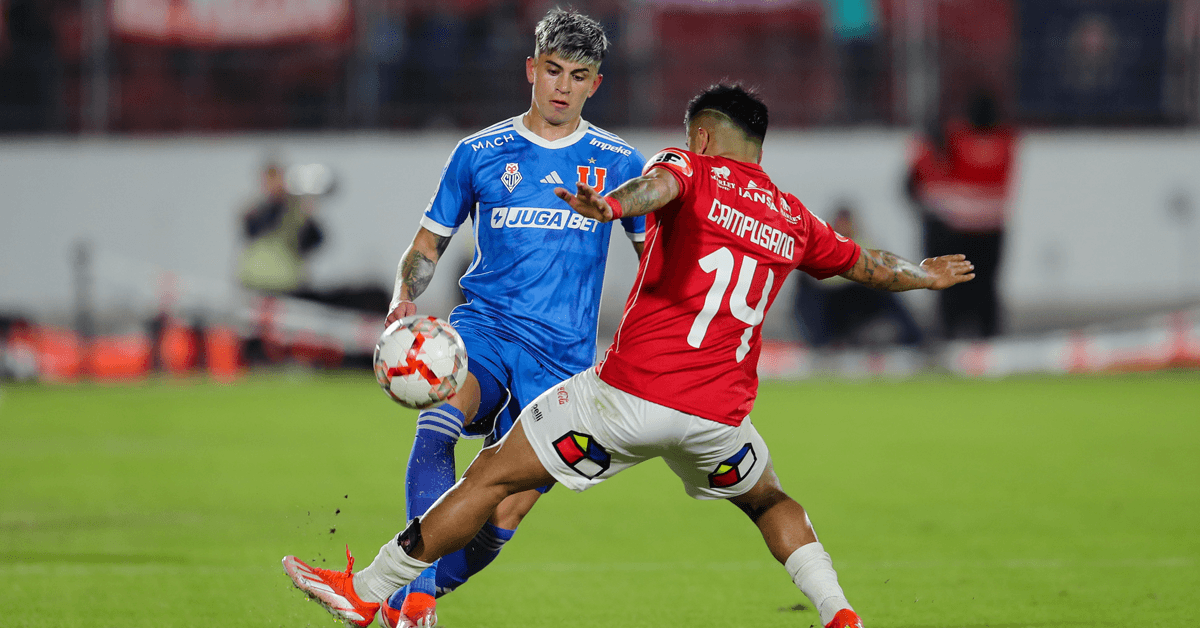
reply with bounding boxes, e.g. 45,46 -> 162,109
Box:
921,254 -> 975,290
385,300 -> 416,327
555,182 -> 615,222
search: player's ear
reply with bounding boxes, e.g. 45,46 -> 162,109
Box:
587,73 -> 603,98
526,56 -> 536,84
691,127 -> 709,155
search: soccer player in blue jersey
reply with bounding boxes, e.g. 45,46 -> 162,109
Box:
370,8 -> 646,628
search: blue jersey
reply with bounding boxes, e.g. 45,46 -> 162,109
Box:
421,115 -> 646,375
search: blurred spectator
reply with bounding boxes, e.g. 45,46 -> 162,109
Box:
237,160 -> 326,296
822,0 -> 882,123
795,203 -> 923,348
905,89 -> 1018,339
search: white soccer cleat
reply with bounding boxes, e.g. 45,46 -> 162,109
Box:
282,548 -> 380,627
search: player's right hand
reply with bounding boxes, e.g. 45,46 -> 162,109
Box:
921,254 -> 975,290
385,300 -> 417,327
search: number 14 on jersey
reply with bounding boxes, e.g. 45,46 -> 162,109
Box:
686,247 -> 775,363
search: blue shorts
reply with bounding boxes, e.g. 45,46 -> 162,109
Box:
455,326 -> 575,447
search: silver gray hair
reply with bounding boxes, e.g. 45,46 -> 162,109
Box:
533,7 -> 608,67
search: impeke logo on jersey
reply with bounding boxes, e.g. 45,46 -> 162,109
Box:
588,137 -> 633,156
501,163 -> 522,193
553,431 -> 611,479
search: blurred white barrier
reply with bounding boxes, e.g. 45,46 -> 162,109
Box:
1,131 -> 1198,339
757,307 -> 1200,379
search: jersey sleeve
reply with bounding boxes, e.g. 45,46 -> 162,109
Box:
642,148 -> 695,199
421,140 -> 477,237
791,194 -> 861,279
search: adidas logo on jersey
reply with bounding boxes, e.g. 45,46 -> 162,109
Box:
540,171 -> 565,184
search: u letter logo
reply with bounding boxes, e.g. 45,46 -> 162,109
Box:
576,166 -> 607,194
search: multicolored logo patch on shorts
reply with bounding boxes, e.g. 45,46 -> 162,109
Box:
552,431 -> 611,479
708,443 -> 757,489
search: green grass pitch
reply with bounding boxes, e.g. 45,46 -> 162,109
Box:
1,370 -> 1198,628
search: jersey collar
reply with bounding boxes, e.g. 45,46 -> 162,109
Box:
512,114 -> 591,149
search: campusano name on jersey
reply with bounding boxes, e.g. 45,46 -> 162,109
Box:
706,198 -> 795,260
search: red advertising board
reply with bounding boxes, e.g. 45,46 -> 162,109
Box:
111,0 -> 352,46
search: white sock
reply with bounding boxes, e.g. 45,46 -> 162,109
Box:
352,533 -> 433,604
785,542 -> 853,626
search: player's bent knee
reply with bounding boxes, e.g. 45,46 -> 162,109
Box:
729,464 -> 790,522
459,442 -> 548,497
732,486 -> 790,523
447,372 -> 483,426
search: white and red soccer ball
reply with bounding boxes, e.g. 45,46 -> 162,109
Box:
374,316 -> 468,409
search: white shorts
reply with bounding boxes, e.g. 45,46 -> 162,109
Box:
520,369 -> 769,500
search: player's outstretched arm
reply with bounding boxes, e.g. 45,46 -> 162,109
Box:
386,226 -> 452,326
841,248 -> 975,292
554,168 -> 680,222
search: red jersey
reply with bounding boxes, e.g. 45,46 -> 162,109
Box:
596,149 -> 861,425
909,121 -> 1018,233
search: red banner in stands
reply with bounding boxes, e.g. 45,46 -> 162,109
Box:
111,0 -> 351,46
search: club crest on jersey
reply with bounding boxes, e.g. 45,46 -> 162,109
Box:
708,443 -> 757,489
501,163 -> 522,193
553,430 -> 611,479
576,165 -> 607,194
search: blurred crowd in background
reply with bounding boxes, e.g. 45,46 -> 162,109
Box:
3,0 -> 1200,382
3,0 -> 1199,134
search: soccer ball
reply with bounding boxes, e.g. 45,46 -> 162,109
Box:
374,315 -> 468,410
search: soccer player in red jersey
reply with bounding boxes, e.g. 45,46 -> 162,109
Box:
283,85 -> 975,628
906,89 -> 1017,339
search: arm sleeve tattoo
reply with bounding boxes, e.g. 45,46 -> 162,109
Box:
395,233 -> 452,302
609,172 -> 676,218
847,248 -> 931,292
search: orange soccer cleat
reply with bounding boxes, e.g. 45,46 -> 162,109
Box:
379,591 -> 438,628
282,546 -> 381,627
825,608 -> 865,628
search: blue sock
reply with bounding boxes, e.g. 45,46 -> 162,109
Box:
399,405 -> 465,602
434,521 -> 517,596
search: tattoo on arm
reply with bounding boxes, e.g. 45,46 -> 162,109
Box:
398,234 -> 450,301
432,234 -> 452,257
401,251 -> 436,301
609,171 -> 677,217
846,248 -> 930,292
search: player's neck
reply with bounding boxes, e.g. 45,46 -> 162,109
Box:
697,135 -> 762,165
522,108 -> 583,142
705,147 -> 762,165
